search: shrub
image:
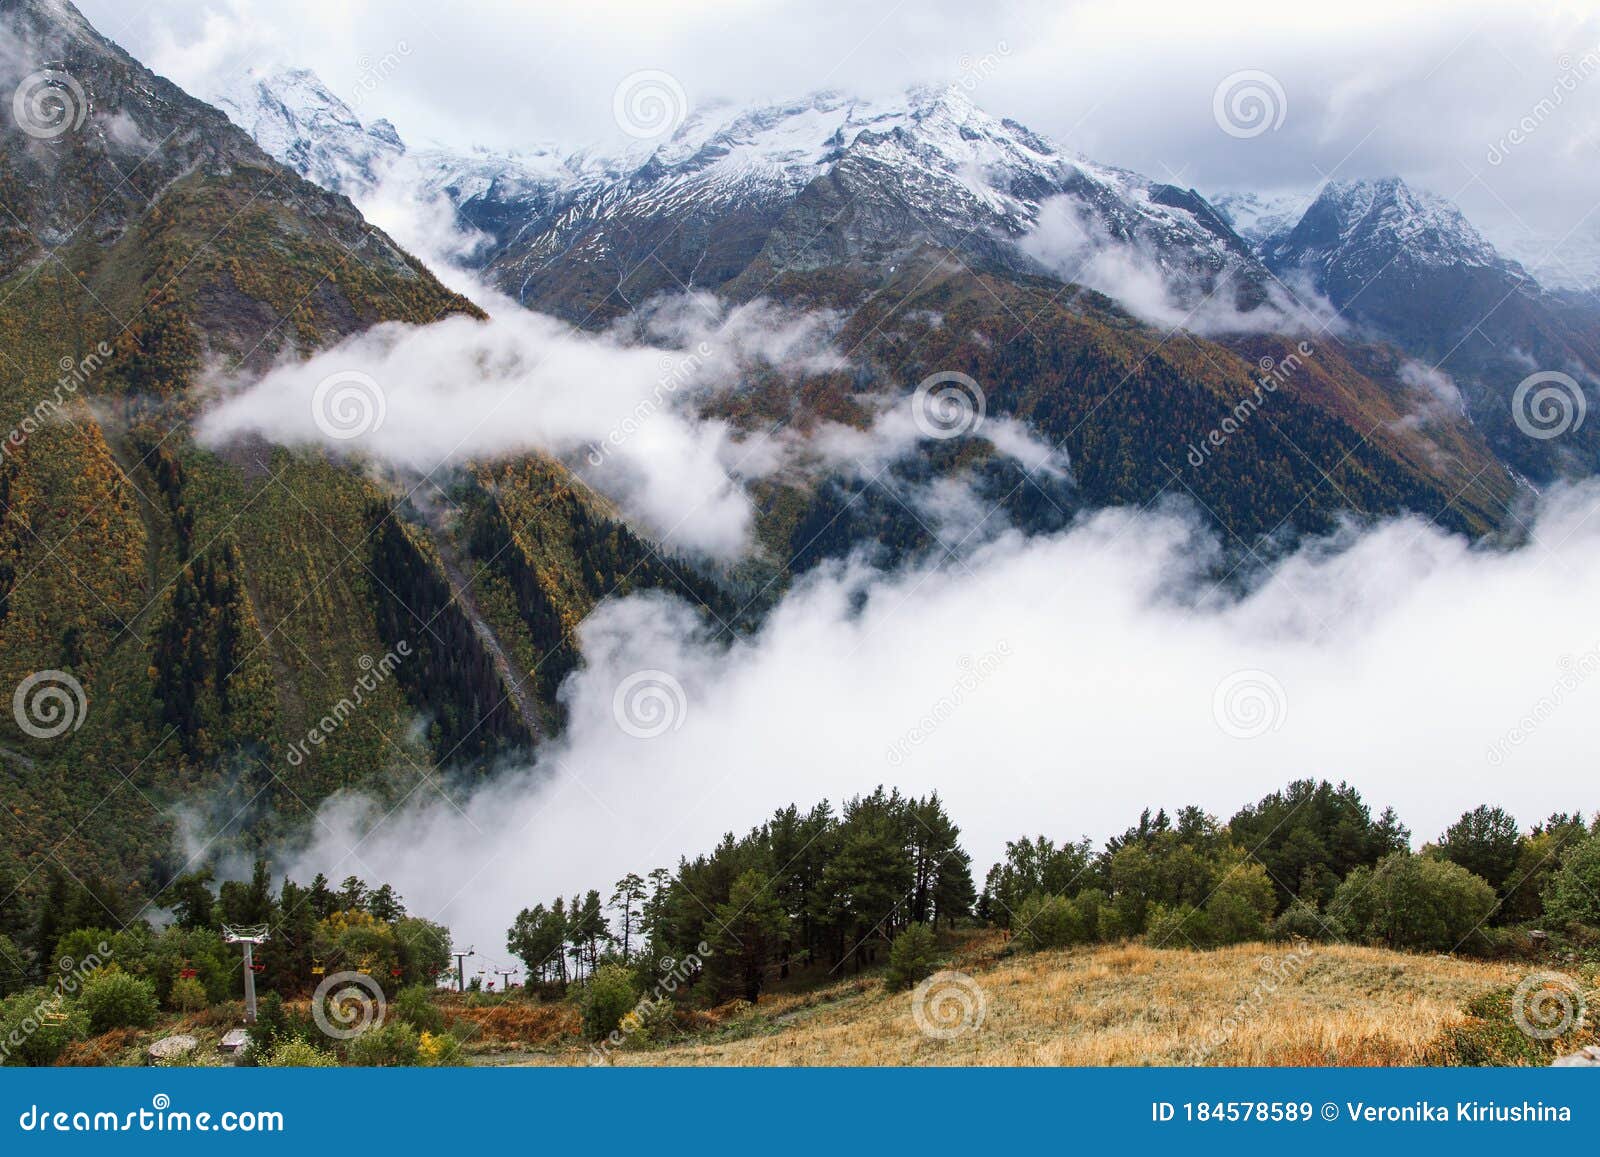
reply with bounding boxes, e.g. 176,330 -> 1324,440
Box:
52,929 -> 118,971
1073,888 -> 1108,942
1422,984 -> 1597,1066
168,977 -> 208,1013
393,984 -> 444,1033
1013,894 -> 1090,951
581,964 -> 637,1041
1202,864 -> 1278,946
1144,869 -> 1278,951
1270,898 -> 1333,943
1331,854 -> 1497,952
79,970 -> 158,1033
262,1039 -> 337,1067
1144,903 -> 1208,948
1544,837 -> 1600,929
343,1020 -> 420,1066
0,935 -> 23,999
0,989 -> 87,1066
1096,899 -> 1135,942
418,1030 -> 461,1066
618,996 -> 677,1047
885,923 -> 940,988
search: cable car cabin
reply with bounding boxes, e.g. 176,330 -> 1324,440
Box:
390,967 -> 403,978
40,1010 -> 68,1027
249,962 -> 265,973
310,958 -> 325,976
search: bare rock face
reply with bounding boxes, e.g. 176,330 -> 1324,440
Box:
1552,1046 -> 1600,1067
147,1034 -> 199,1063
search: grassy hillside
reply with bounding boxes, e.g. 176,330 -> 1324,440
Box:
34,935 -> 1552,1069
501,936 -> 1528,1067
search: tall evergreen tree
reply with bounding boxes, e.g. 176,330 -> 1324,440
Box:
705,870 -> 789,1002
608,874 -> 647,962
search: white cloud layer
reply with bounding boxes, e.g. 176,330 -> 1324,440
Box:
196,297 -> 843,558
285,483 -> 1600,952
1019,196 -> 1344,335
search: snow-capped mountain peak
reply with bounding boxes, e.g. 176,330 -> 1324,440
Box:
1263,176 -> 1513,276
209,66 -> 405,193
198,69 -> 1281,327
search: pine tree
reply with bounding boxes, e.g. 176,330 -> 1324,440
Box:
608,874 -> 647,962
168,868 -> 217,931
306,874 -> 338,921
337,875 -> 368,914
367,884 -> 406,923
574,889 -> 609,974
705,870 -> 789,1003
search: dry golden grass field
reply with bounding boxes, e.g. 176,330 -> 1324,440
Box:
497,936 -> 1528,1067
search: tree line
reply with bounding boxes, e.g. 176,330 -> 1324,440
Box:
509,788 -> 975,1003
505,779 -> 1600,1016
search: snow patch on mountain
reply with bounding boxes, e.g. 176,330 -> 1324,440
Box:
1262,177 -> 1516,277
206,68 -> 1549,338
210,67 -> 404,194
1489,229 -> 1600,292
1212,190 -> 1314,245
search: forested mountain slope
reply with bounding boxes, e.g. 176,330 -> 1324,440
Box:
0,0 -> 722,907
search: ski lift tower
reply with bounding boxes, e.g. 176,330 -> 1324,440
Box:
222,925 -> 270,1023
451,946 -> 475,993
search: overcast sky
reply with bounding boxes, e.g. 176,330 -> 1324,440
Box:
75,0 -> 1600,278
